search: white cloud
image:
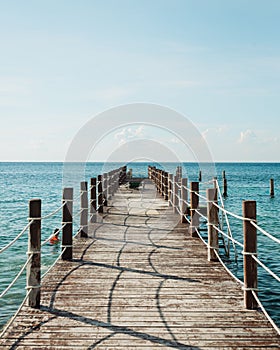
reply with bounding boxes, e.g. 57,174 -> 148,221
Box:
202,125 -> 229,140
114,125 -> 145,146
238,129 -> 257,144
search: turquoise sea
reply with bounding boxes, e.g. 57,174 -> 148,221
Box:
0,162 -> 279,330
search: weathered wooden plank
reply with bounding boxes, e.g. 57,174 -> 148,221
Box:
1,179 -> 279,349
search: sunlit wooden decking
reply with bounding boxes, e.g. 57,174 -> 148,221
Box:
1,180 -> 279,349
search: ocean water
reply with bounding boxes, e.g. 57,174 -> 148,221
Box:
0,162 -> 279,330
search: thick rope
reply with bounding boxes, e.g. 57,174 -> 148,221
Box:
41,223 -> 67,247
251,254 -> 280,283
250,220 -> 280,245
0,289 -> 32,338
42,247 -> 67,279
41,202 -> 66,220
252,290 -> 280,336
212,223 -> 244,248
213,250 -> 244,285
194,209 -> 208,221
0,254 -> 32,299
0,220 -> 34,254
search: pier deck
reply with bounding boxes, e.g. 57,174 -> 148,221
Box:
1,180 -> 279,349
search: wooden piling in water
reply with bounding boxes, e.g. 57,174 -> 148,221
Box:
80,181 -> 88,238
243,200 -> 257,309
270,178 -> 275,197
27,199 -> 41,308
189,182 -> 199,238
199,170 -> 202,182
207,188 -> 219,261
62,188 -> 73,260
223,177 -> 228,197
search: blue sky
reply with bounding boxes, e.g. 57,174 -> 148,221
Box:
0,0 -> 279,161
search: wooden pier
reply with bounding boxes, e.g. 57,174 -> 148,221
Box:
1,178 -> 279,349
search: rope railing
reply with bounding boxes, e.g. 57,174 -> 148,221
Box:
41,223 -> 67,247
0,289 -> 32,339
251,254 -> 280,283
148,165 -> 280,334
0,165 -> 127,337
250,220 -> 280,245
212,223 -> 244,248
194,208 -> 208,222
252,290 -> 280,336
214,179 -> 237,260
41,202 -> 67,220
0,220 -> 33,254
214,249 -> 244,286
0,254 -> 33,299
42,247 -> 67,279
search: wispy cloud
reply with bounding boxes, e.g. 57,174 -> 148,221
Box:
114,125 -> 144,146
202,125 -> 229,140
238,129 -> 257,144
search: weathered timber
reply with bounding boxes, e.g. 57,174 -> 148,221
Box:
1,181 -> 279,349
26,199 -> 41,308
80,181 -> 88,238
243,200 -> 258,309
62,188 -> 73,260
270,178 -> 275,197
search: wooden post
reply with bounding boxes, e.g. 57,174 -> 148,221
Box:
62,188 -> 73,260
189,182 -> 199,237
80,181 -> 88,238
164,172 -> 168,200
199,170 -> 202,182
103,173 -> 108,206
97,175 -> 103,214
114,170 -> 118,194
161,171 -> 164,196
223,178 -> 228,197
213,176 -> 217,189
222,170 -> 226,179
27,199 -> 41,308
168,174 -> 173,207
207,188 -> 219,261
181,178 -> 188,223
270,179 -> 275,197
90,178 -> 97,223
243,200 -> 257,309
173,175 -> 178,213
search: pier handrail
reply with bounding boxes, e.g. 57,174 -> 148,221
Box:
0,165 -> 127,337
0,221 -> 34,254
148,165 -> 280,335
